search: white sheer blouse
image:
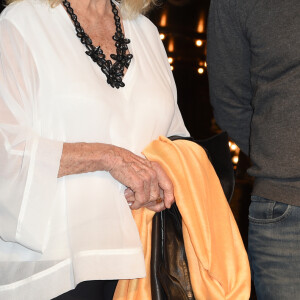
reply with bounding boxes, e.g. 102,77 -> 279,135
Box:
0,0 -> 189,299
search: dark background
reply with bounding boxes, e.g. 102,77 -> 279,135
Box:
0,0 -> 255,297
148,0 -> 212,139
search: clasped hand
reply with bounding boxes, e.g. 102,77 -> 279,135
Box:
107,146 -> 174,212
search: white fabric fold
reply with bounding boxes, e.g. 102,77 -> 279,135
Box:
0,19 -> 63,252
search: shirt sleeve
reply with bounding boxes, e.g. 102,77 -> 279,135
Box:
207,0 -> 253,155
0,19 -> 63,253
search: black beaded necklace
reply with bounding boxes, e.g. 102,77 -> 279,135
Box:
62,0 -> 133,88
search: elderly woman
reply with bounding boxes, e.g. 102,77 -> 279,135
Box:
0,0 -> 189,299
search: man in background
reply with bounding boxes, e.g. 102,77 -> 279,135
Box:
207,0 -> 300,299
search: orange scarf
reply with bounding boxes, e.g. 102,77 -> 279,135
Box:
113,136 -> 251,300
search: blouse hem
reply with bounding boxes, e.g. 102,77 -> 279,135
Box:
0,248 -> 145,300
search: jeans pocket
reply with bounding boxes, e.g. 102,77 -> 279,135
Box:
248,195 -> 292,224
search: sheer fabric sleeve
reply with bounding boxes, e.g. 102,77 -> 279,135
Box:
0,19 -> 63,252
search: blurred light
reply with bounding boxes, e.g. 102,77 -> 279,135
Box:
204,61 -> 207,67
168,57 -> 174,64
198,67 -> 204,74
230,144 -> 238,151
168,39 -> 174,52
197,11 -> 205,33
170,65 -> 174,71
228,141 -> 232,147
199,61 -> 205,66
232,156 -> 239,164
195,39 -> 203,47
160,12 -> 167,27
160,33 -> 165,40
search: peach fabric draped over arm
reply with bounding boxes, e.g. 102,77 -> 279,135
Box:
113,136 -> 251,300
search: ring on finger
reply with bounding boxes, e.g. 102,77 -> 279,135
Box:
156,197 -> 163,204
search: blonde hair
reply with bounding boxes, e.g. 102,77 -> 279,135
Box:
5,0 -> 156,18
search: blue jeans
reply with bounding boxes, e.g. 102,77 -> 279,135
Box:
248,195 -> 300,300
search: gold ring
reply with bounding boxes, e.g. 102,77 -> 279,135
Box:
156,197 -> 163,204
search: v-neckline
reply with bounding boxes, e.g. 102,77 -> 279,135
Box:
57,1 -> 135,87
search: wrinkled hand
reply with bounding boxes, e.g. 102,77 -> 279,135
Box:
125,161 -> 175,212
106,146 -> 174,212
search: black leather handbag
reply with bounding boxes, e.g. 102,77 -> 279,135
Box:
151,132 -> 235,300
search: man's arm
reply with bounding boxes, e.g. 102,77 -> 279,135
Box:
207,0 -> 253,155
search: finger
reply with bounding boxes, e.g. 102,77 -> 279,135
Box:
130,166 -> 158,207
132,160 -> 160,202
124,188 -> 135,205
150,161 -> 175,209
161,188 -> 175,209
129,169 -> 154,210
145,200 -> 166,213
129,182 -> 146,210
148,169 -> 160,202
141,169 -> 151,203
124,171 -> 146,210
138,169 -> 151,203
